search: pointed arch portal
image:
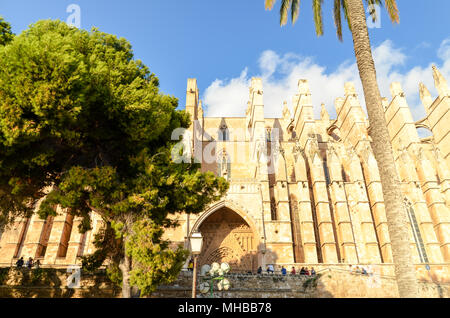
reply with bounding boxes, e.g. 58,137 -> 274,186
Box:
193,206 -> 258,273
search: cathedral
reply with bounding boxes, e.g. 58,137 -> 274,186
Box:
0,66 -> 449,282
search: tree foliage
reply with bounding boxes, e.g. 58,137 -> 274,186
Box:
0,16 -> 14,46
126,219 -> 189,297
0,20 -> 228,295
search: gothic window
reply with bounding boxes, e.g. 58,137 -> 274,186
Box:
217,151 -> 231,180
288,126 -> 296,141
36,216 -> 55,259
266,128 -> 272,142
57,214 -> 74,258
405,202 -> 429,263
13,218 -> 31,258
218,125 -> 229,141
323,160 -> 331,185
270,198 -> 277,221
77,232 -> 88,257
342,167 -> 349,182
290,195 -> 304,263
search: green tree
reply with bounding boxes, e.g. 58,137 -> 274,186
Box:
0,20 -> 228,297
265,0 -> 418,297
0,16 -> 14,46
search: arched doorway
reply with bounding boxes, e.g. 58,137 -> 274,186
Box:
197,207 -> 257,273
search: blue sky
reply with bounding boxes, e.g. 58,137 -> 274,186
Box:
1,0 -> 450,120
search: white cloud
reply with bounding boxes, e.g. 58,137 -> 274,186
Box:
202,68 -> 250,117
202,38 -> 450,122
438,39 -> 450,60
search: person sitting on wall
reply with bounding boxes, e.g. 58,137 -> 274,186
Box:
266,264 -> 274,274
34,259 -> 41,269
361,267 -> 368,276
291,267 -> 296,275
310,267 -> 316,276
15,257 -> 24,268
26,257 -> 33,269
305,267 -> 310,276
300,267 -> 306,275
281,266 -> 287,276
257,266 -> 262,274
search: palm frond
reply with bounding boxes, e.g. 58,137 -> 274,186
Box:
291,0 -> 301,24
384,0 -> 400,23
265,0 -> 277,10
333,0 -> 343,42
312,0 -> 324,36
280,0 -> 292,26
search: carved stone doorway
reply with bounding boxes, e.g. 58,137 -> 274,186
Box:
198,207 -> 257,273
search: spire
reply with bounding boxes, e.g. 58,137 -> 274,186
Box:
187,78 -> 198,93
251,77 -> 263,91
297,79 -> 311,95
321,103 -> 330,122
432,65 -> 450,96
390,82 -> 405,98
282,101 -> 291,119
419,82 -> 433,109
344,82 -> 357,97
334,97 -> 345,114
198,100 -> 204,118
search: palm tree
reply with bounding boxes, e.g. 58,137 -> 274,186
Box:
265,0 -> 418,298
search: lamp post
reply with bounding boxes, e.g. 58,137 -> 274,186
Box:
189,232 -> 203,298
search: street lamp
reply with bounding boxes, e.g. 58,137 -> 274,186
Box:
190,232 -> 203,298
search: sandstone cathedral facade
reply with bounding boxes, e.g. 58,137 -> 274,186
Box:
0,66 -> 449,282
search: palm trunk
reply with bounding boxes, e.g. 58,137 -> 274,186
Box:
345,0 -> 418,298
119,253 -> 132,298
119,216 -> 134,298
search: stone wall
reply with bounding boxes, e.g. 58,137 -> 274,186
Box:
152,270 -> 450,298
0,267 -> 120,298
0,267 -> 448,298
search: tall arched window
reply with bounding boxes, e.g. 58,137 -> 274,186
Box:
57,213 -> 74,258
266,128 -> 272,142
341,167 -> 350,182
288,126 -> 296,141
405,200 -> 429,263
218,125 -> 229,141
217,151 -> 231,180
36,215 -> 54,259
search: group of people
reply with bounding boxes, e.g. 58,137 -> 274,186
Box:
287,266 -> 316,276
295,266 -> 316,276
257,265 -> 316,276
15,257 -> 40,269
349,265 -> 369,275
